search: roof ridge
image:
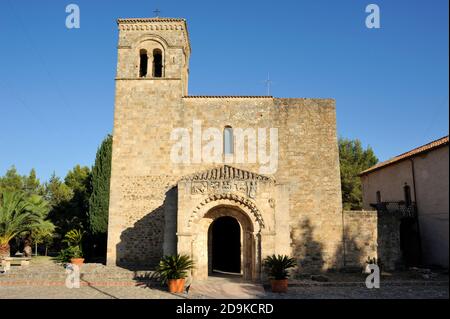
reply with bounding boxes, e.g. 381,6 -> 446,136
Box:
117,18 -> 186,23
360,135 -> 449,175
394,135 -> 449,158
183,95 -> 273,98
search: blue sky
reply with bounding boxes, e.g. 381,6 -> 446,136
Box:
0,0 -> 448,182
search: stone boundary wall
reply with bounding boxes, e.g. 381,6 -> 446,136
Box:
342,210 -> 378,269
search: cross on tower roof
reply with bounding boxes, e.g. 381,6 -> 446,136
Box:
153,8 -> 161,17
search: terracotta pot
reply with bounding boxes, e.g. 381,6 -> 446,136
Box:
70,258 -> 85,266
168,278 -> 185,293
271,279 -> 288,293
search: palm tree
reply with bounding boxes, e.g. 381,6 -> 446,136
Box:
23,194 -> 52,257
31,221 -> 55,256
0,191 -> 53,258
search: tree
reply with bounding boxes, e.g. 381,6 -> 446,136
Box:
45,174 -> 73,246
31,222 -> 55,256
0,191 -> 54,258
45,167 -> 91,248
339,138 -> 378,210
65,165 -> 91,196
23,169 -> 45,196
88,135 -> 112,235
22,194 -> 53,257
0,166 -> 23,193
64,165 -> 92,230
0,167 -> 44,196
45,173 -> 73,207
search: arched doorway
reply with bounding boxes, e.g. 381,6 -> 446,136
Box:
209,216 -> 241,275
190,204 -> 260,281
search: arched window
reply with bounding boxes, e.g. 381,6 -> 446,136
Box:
224,126 -> 234,155
404,184 -> 412,206
376,191 -> 382,204
153,49 -> 163,77
139,49 -> 148,78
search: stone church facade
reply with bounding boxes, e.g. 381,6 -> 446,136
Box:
106,17 -> 385,280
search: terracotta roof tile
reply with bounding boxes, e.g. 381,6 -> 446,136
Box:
117,18 -> 186,23
183,96 -> 273,99
360,136 -> 449,176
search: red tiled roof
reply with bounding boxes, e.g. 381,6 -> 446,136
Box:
183,96 -> 273,99
360,136 -> 449,176
117,18 -> 186,23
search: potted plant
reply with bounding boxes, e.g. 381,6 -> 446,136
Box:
263,254 -> 296,293
153,254 -> 194,293
68,245 -> 84,266
62,229 -> 85,266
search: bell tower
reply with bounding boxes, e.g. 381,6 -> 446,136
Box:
116,17 -> 190,95
107,18 -> 191,266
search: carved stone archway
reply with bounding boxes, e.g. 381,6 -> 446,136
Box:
193,204 -> 258,280
188,193 -> 265,231
177,165 -> 276,281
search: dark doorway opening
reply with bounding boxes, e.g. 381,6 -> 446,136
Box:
400,217 -> 421,266
211,216 -> 241,274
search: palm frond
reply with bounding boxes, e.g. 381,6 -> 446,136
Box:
0,191 -> 54,246
263,254 -> 297,280
153,254 -> 195,283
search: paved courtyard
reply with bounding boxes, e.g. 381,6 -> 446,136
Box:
0,257 -> 448,299
1,282 -> 448,299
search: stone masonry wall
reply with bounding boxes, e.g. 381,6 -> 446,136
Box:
342,211 -> 402,271
342,211 -> 378,269
377,214 -> 402,270
107,19 -> 344,272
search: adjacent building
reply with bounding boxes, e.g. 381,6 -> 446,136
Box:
360,136 -> 449,268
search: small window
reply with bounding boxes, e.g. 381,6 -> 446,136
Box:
153,49 -> 163,77
376,191 -> 382,204
139,49 -> 148,78
224,126 -> 234,155
404,184 -> 412,206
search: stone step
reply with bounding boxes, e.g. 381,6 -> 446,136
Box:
0,272 -> 155,281
0,268 -> 156,281
0,279 -> 149,287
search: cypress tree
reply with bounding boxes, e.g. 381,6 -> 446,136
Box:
88,135 -> 113,235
